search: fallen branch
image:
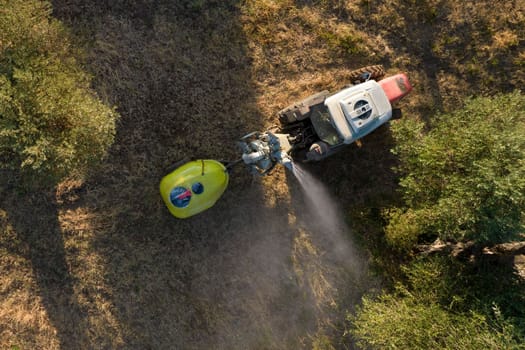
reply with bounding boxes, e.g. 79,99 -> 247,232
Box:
416,239 -> 525,258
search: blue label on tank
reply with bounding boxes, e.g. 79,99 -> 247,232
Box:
170,186 -> 192,208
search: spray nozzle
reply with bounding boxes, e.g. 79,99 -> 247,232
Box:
275,150 -> 294,171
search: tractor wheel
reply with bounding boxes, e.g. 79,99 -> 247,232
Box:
348,65 -> 385,82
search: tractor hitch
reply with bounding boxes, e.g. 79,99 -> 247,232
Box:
238,131 -> 294,175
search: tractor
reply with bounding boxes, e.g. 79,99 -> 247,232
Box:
160,65 -> 412,218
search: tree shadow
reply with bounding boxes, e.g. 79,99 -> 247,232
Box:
415,253 -> 525,328
0,180 -> 90,349
463,255 -> 525,324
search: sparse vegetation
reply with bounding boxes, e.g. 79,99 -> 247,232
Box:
1,0 -> 524,349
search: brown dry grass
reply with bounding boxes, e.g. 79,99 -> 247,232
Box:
1,0 -> 524,349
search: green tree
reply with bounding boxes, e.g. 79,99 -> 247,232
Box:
0,0 -> 117,187
386,92 -> 525,249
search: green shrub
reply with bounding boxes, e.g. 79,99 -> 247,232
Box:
349,255 -> 525,349
387,92 -> 525,248
0,0 -> 117,187
319,30 -> 365,56
350,293 -> 522,350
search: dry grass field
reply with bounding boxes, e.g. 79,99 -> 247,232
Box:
1,0 -> 524,348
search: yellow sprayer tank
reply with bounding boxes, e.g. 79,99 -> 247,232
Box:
160,160 -> 229,218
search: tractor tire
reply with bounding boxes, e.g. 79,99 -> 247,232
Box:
348,65 -> 385,82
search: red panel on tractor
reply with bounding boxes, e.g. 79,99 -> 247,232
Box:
378,73 -> 413,104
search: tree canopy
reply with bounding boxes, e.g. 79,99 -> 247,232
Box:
0,0 -> 117,186
386,92 -> 525,249
350,92 -> 525,349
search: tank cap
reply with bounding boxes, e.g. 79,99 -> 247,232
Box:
192,182 -> 204,194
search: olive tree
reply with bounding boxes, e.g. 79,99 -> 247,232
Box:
386,92 -> 525,249
0,0 -> 118,186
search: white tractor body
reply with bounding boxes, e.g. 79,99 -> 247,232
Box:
325,80 -> 393,144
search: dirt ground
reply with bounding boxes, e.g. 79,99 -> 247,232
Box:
1,0 -> 524,349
